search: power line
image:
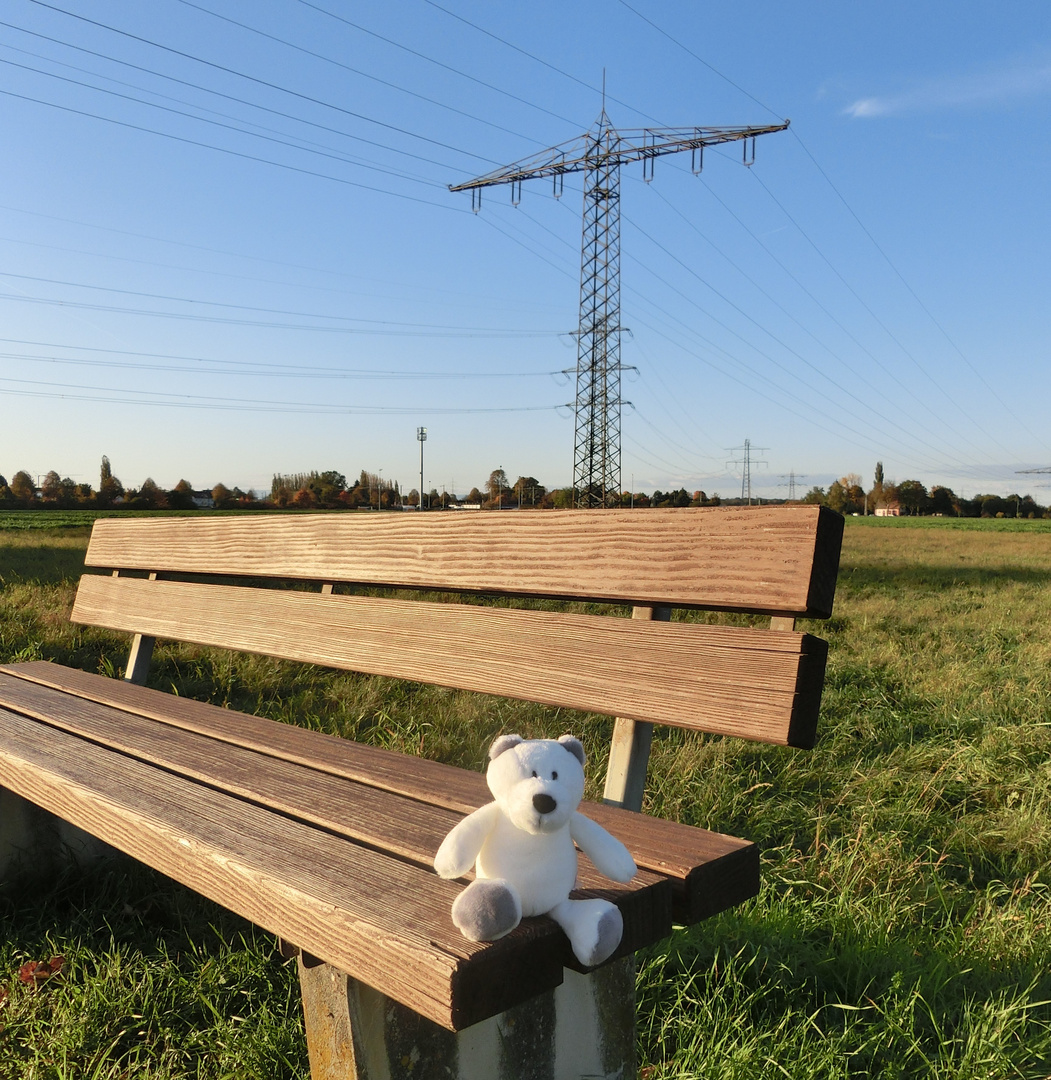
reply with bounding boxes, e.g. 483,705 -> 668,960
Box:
0,289 -> 567,337
25,0 -> 499,165
0,341 -> 570,382
789,128 -> 1051,456
0,86 -> 467,212
615,0 -> 784,121
0,18 -> 473,174
0,270 -> 563,335
295,0 -> 583,129
421,0 -> 664,125
175,0 -> 542,145
0,54 -> 450,189
0,374 -> 570,415
623,209 -> 995,474
747,168 -> 1024,462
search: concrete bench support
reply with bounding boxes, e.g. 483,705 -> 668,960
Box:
298,954 -> 636,1080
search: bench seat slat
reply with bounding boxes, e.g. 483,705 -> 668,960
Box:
0,702 -> 674,1029
1,663 -> 758,922
0,706 -> 497,1028
82,506 -> 843,617
0,669 -> 668,901
70,576 -> 826,747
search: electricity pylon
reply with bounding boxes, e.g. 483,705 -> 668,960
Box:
451,110 -> 789,507
779,470 -> 806,500
727,438 -> 769,504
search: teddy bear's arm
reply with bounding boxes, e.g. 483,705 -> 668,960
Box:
434,802 -> 501,879
570,812 -> 638,883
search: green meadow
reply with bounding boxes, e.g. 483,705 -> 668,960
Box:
1,515 -> 1050,1078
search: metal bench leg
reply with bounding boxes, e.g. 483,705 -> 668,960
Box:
298,954 -> 636,1080
0,786 -> 113,881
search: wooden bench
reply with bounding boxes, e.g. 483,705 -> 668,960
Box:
0,505 -> 842,1079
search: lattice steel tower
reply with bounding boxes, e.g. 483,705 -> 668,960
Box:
451,110 -> 788,506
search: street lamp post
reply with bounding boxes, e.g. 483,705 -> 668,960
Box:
417,427 -> 427,510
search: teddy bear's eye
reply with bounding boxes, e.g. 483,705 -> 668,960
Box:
552,771 -> 558,780
531,770 -> 538,778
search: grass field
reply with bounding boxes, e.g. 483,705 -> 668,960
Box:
1,514 -> 1050,1078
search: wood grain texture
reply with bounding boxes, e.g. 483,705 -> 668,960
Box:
70,576 -> 823,746
0,664 -> 758,921
0,705 -> 669,1028
82,506 -> 843,618
0,672 -> 667,903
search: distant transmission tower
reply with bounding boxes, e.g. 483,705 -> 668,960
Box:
728,439 -> 769,504
779,470 -> 805,500
451,107 -> 788,507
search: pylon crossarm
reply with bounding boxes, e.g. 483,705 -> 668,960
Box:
449,135 -> 590,191
615,121 -> 789,163
448,120 -> 789,193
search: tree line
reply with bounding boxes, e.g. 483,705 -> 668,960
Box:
801,463 -> 1049,519
2,457 -> 1046,517
0,459 -> 728,512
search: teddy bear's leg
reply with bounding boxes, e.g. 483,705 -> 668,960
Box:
451,877 -> 523,941
548,897 -> 623,968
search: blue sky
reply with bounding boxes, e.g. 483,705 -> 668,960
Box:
1,0 -> 1049,502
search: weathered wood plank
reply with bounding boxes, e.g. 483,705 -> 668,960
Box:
0,664 -> 759,921
69,576 -> 825,746
0,706 -> 611,1029
0,672 -> 669,907
83,506 -> 843,618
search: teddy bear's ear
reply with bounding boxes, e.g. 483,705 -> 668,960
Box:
488,733 -> 524,761
558,735 -> 586,767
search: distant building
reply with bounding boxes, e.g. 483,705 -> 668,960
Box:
875,502 -> 901,517
191,491 -> 215,508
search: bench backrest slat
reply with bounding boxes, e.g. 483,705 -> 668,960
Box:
83,506 -> 843,618
71,575 -> 827,747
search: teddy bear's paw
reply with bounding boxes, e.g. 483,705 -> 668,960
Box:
549,898 -> 624,967
589,904 -> 624,967
451,878 -> 522,941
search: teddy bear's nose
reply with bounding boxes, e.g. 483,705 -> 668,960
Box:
532,793 -> 557,815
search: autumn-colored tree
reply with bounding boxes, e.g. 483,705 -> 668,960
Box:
138,478 -> 167,509
40,470 -> 62,502
513,476 -> 545,507
211,482 -> 233,508
168,479 -> 196,510
10,470 -> 36,503
98,456 -> 123,506
486,468 -> 510,508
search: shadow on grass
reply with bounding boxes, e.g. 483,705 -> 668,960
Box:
839,563 -> 1051,591
0,857 -> 306,1079
0,540 -> 88,586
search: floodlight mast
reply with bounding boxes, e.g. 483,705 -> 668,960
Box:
451,112 -> 789,507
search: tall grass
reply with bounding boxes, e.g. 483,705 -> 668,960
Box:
2,518 -> 1050,1078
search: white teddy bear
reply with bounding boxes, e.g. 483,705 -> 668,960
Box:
433,733 -> 637,968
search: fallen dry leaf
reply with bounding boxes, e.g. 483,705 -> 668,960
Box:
18,956 -> 65,986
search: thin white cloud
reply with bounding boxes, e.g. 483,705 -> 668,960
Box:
844,55 -> 1051,118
